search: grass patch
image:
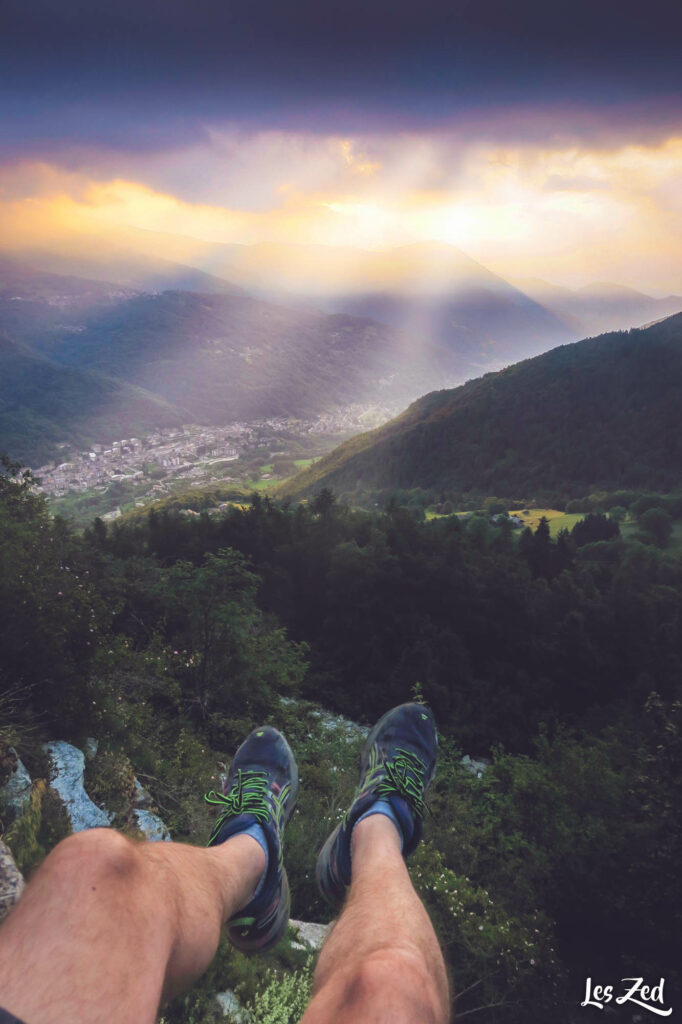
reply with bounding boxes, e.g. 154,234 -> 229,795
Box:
510,508 -> 585,537
424,509 -> 471,521
246,478 -> 277,492
546,513 -> 584,537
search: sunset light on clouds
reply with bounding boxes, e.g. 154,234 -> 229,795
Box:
1,0 -> 682,293
2,131 -> 682,292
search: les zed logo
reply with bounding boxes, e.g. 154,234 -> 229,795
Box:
582,977 -> 672,1016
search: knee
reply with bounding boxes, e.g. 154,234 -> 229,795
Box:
344,947 -> 448,1023
45,828 -> 140,887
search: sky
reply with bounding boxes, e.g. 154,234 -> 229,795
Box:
2,0 -> 682,293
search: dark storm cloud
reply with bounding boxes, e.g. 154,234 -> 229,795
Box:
2,0 -> 682,154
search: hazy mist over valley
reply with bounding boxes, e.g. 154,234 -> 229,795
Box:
2,239 -> 680,504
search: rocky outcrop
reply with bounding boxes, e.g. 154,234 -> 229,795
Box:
134,809 -> 170,842
461,754 -> 491,778
214,988 -> 249,1021
44,741 -> 113,832
130,778 -> 170,840
0,840 -> 24,923
290,918 -> 332,951
44,740 -> 172,841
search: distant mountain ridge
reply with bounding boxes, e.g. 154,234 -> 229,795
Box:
0,258 -> 141,357
308,242 -> 575,366
6,241 -> 576,372
0,248 -> 245,299
124,237 -> 579,368
283,312 -> 682,502
8,239 -> 679,362
514,277 -> 682,337
4,252 -> 680,472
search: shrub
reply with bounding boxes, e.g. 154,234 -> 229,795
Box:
4,780 -> 71,876
638,507 -> 673,547
247,957 -> 314,1024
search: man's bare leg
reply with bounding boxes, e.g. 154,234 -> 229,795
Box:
302,813 -> 450,1024
0,724 -> 297,1024
0,827 -> 265,1024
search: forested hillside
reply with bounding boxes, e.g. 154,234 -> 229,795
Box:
285,313 -> 682,505
2,459 -> 680,1022
0,334 -> 185,464
34,290 -> 443,421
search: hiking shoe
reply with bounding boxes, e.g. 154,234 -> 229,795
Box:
205,726 -> 298,953
316,702 -> 437,909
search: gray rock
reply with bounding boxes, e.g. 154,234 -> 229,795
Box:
0,840 -> 25,923
461,754 -> 491,778
44,740 -> 113,832
215,987 -> 249,1021
134,809 -> 170,842
1,749 -> 32,816
290,918 -> 332,951
308,709 -> 368,743
279,698 -> 367,744
132,779 -> 170,839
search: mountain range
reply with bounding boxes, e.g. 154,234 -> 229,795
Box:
2,242 -> 681,469
0,257 -> 452,463
8,235 -> 680,357
284,312 -> 682,503
9,239 -> 577,369
514,277 -> 682,337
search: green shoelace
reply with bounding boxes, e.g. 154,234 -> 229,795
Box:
368,747 -> 429,819
205,769 -> 269,845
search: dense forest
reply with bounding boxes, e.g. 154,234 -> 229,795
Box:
286,313 -> 682,505
1,455 -> 680,1022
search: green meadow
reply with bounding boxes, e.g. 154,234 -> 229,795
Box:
510,508 -> 585,536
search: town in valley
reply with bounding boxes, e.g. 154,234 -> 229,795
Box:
33,405 -> 396,524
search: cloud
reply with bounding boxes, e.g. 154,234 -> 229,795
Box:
2,2 -> 681,298
543,175 -> 611,192
1,0 -> 681,156
1,131 -> 681,293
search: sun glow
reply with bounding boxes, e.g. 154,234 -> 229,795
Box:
1,133 -> 681,292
